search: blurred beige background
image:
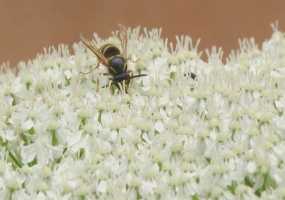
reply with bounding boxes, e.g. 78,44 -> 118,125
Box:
0,0 -> 284,65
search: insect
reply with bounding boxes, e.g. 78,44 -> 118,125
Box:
184,72 -> 197,80
80,27 -> 147,92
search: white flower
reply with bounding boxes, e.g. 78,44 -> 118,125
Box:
1,26 -> 285,199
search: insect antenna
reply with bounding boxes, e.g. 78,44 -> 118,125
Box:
129,74 -> 147,79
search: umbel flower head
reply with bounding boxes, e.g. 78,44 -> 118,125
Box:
1,25 -> 285,199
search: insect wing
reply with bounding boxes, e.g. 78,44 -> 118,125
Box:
80,35 -> 109,66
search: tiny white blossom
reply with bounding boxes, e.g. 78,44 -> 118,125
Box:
22,119 -> 34,130
246,161 -> 257,173
21,144 -> 37,164
154,121 -> 165,133
141,181 -> 157,195
97,181 -> 107,193
64,70 -> 72,79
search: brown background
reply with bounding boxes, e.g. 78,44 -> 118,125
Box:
0,0 -> 284,66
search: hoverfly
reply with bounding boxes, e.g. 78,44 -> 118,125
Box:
80,26 -> 147,92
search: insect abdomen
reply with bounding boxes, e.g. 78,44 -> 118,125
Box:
100,44 -> 121,58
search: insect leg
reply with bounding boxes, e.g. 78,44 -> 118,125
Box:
80,62 -> 100,74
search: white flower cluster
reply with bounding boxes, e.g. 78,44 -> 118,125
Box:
1,26 -> 285,199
